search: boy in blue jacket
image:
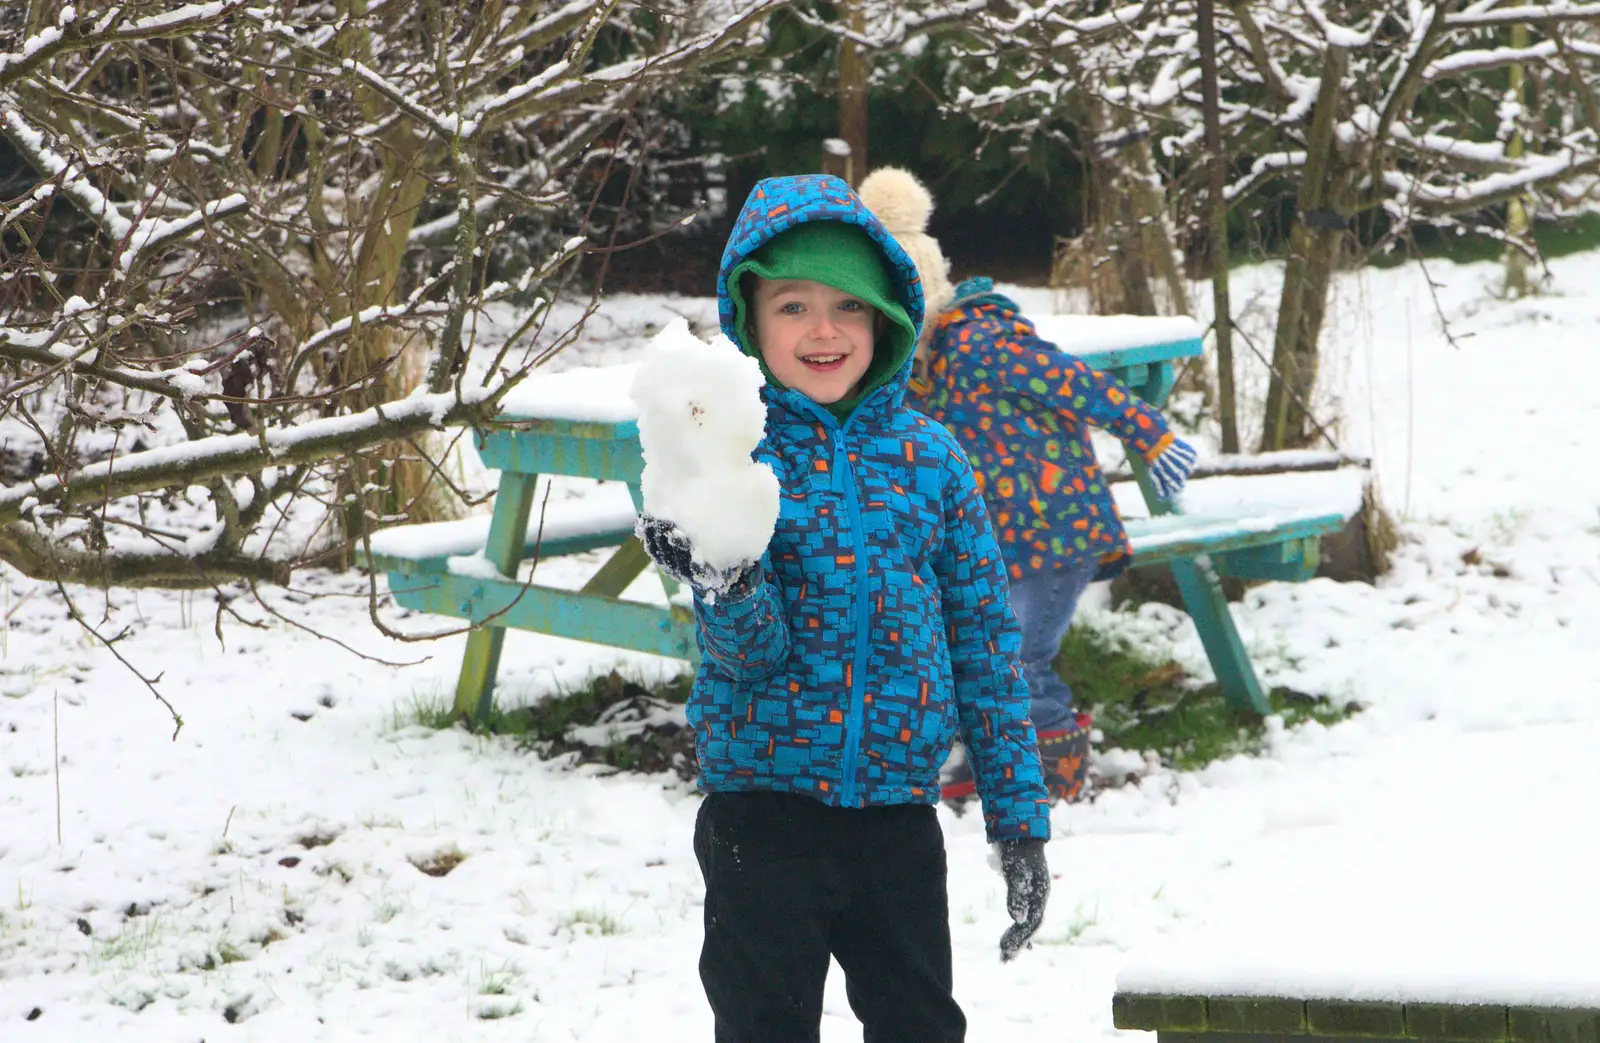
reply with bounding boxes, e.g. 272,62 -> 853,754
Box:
637,174 -> 1052,1043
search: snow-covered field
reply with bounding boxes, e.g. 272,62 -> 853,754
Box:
2,252 -> 1599,1040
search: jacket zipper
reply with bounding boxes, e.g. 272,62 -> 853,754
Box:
834,423 -> 871,807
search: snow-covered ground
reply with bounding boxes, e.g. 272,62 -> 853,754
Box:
2,252 -> 1599,1040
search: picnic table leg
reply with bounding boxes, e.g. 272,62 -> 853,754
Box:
453,471 -> 538,725
580,537 -> 652,597
1127,456 -> 1272,716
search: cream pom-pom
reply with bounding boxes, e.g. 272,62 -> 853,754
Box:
858,166 -> 935,235
859,167 -> 954,331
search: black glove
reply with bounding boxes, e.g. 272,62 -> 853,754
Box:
636,514 -> 760,601
998,838 -> 1050,962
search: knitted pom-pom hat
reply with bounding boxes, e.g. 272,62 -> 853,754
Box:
857,166 -> 954,351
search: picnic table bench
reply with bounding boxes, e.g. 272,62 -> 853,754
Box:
368,315 -> 1351,724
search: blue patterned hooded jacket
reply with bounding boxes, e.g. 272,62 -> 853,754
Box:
688,175 -> 1051,842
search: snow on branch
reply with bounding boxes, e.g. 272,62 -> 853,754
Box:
0,388 -> 500,525
0,1 -> 249,89
0,108 -> 132,241
1384,149 -> 1600,215
0,521 -> 291,589
0,316 -> 208,401
1300,0 -> 1374,49
1038,2 -> 1152,48
466,59 -> 574,128
2,107 -> 250,276
1376,123 -> 1520,173
1444,3 -> 1600,28
290,299 -> 452,366
1225,151 -> 1308,202
790,0 -> 991,51
119,193 -> 250,273
341,59 -> 472,141
467,0 -> 777,131
1426,40 -> 1562,79
107,1 -> 252,38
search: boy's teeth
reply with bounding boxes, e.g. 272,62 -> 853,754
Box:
808,355 -> 843,363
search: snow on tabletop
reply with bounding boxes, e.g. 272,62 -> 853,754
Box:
630,318 -> 777,574
494,362 -> 641,423
1030,313 -> 1203,355
367,480 -> 637,560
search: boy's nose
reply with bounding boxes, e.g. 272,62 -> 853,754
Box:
807,315 -> 840,339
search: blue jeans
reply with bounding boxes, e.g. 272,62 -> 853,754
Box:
1007,559 -> 1099,734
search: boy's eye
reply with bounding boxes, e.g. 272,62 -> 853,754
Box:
779,301 -> 804,315
839,298 -> 866,312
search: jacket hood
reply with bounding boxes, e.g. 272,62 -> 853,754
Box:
717,174 -> 926,421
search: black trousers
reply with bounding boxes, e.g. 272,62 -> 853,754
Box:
693,790 -> 966,1043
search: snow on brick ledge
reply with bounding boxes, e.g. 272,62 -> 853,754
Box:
1112,992 -> 1600,1042
1113,783 -> 1600,1011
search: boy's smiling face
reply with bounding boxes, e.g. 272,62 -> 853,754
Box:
750,277 -> 876,405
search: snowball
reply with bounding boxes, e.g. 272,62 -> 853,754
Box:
642,464 -> 780,573
630,318 -> 777,572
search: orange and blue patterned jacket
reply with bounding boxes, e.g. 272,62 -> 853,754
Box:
908,278 -> 1177,582
689,178 -> 1050,842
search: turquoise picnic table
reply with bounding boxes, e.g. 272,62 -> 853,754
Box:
369,317 -> 1348,724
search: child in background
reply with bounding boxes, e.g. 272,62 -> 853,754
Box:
858,166 -> 1197,805
636,174 -> 1053,1043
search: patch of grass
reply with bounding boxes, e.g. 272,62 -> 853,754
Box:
389,686 -> 540,738
1057,626 -> 1357,774
371,891 -> 409,923
410,848 -> 467,877
478,962 -> 518,996
477,999 -> 523,1020
400,670 -> 698,780
389,689 -> 468,733
314,861 -> 354,884
204,943 -> 250,969
295,828 -> 340,850
558,907 -> 626,936
509,670 -> 692,753
91,915 -> 164,968
1037,901 -> 1101,947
